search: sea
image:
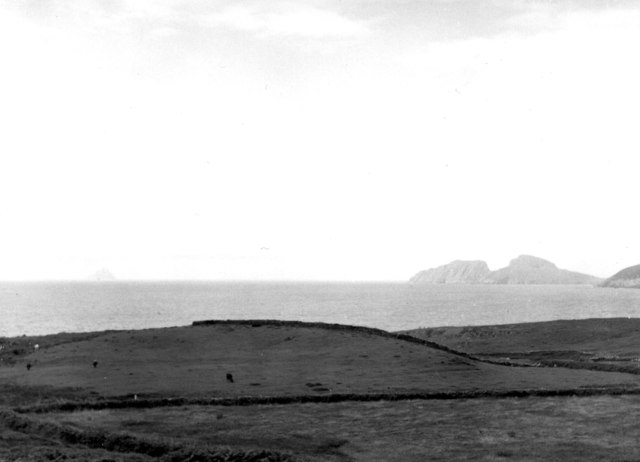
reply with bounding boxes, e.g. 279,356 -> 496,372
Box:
2,282 -> 640,338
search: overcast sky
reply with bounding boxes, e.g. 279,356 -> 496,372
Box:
0,0 -> 638,281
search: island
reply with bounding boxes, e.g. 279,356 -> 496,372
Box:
600,264 -> 640,288
410,255 -> 601,285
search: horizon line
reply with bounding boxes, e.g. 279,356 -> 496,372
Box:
0,278 -> 408,284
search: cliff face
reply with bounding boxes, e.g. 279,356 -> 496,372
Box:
411,255 -> 601,285
601,264 -> 640,288
410,260 -> 491,284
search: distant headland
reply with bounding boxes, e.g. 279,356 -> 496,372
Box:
410,255 -> 602,285
600,264 -> 640,289
88,268 -> 117,282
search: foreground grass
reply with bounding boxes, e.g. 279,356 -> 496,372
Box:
41,395 -> 640,461
0,427 -> 153,462
0,408 -> 295,461
4,320 -> 640,460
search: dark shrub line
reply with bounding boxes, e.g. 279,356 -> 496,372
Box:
537,359 -> 640,375
478,352 -> 640,375
16,387 -> 640,414
0,408 -> 295,461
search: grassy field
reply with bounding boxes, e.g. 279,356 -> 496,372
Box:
42,395 -> 640,461
2,322 -> 640,402
404,317 -> 640,373
0,421 -> 154,462
3,319 -> 640,460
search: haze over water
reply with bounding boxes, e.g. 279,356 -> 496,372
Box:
3,282 -> 640,337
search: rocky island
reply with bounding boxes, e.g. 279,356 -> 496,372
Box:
88,268 -> 117,281
410,255 -> 601,285
409,260 -> 491,284
600,264 -> 640,288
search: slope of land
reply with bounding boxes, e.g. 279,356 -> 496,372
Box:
410,255 -> 601,285
410,260 -> 491,284
2,320 -> 639,402
489,255 -> 601,284
403,317 -> 640,373
601,264 -> 640,288
3,319 -> 640,461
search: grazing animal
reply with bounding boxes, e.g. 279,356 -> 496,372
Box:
34,344 -> 39,351
26,363 -> 31,371
226,373 -> 234,383
93,360 -> 98,368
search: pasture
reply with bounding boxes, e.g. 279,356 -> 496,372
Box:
2,320 -> 640,460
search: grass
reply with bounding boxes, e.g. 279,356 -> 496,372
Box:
403,318 -> 640,378
40,395 -> 640,461
403,318 -> 640,358
0,408 -> 294,461
2,322 -> 640,404
0,382 -> 98,408
0,331 -> 106,366
4,319 -> 640,460
0,410 -> 154,461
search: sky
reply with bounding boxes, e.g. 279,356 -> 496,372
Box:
0,0 -> 638,281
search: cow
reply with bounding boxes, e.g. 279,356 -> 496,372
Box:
226,373 -> 234,383
93,360 -> 98,368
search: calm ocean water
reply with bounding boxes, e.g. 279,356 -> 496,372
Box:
2,282 -> 640,337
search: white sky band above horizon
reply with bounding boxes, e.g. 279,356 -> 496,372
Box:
0,0 -> 638,281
